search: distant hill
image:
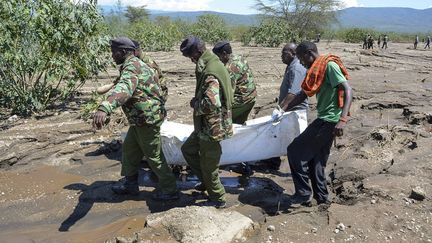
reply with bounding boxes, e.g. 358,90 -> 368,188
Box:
151,11 -> 260,26
98,6 -> 432,33
337,7 -> 432,33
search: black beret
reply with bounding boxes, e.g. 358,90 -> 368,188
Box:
132,40 -> 140,48
212,41 -> 230,54
110,37 -> 136,50
180,36 -> 200,54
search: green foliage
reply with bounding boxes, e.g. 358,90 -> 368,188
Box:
0,0 -> 110,116
101,0 -> 128,37
230,25 -> 251,42
190,14 -> 231,44
80,91 -> 105,121
125,5 -> 149,23
255,0 -> 340,39
242,18 -> 298,47
127,19 -> 181,51
336,28 -> 376,43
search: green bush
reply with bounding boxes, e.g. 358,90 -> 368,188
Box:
190,14 -> 231,44
0,0 -> 109,116
336,28 -> 377,43
127,20 -> 181,51
242,19 -> 297,47
230,25 -> 251,42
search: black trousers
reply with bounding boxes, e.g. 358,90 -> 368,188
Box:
287,118 -> 336,202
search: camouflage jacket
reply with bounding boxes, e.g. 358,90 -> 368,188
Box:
194,50 -> 233,142
226,54 -> 257,106
194,75 -> 233,141
137,53 -> 168,102
98,55 -> 166,126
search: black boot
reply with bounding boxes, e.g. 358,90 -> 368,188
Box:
194,182 -> 206,192
112,174 -> 139,195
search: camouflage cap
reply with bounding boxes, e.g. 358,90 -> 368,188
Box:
212,41 -> 231,54
110,37 -> 136,50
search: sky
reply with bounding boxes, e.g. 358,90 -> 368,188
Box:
97,0 -> 432,14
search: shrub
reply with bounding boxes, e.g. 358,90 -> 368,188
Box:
127,20 -> 181,51
242,18 -> 297,47
0,0 -> 109,116
336,28 -> 377,43
190,14 -> 231,44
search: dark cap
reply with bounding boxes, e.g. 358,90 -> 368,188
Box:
132,40 -> 140,48
110,37 -> 136,50
212,41 -> 230,54
180,36 -> 201,55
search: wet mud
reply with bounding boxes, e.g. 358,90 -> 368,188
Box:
0,42 -> 431,242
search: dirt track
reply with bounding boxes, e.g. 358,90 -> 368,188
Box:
0,41 -> 431,242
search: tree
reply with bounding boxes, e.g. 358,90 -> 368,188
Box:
0,0 -> 109,115
191,14 -> 231,44
255,0 -> 341,39
103,0 -> 128,36
124,5 -> 149,23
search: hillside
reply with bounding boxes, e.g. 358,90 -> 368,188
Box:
99,6 -> 432,33
338,7 -> 432,33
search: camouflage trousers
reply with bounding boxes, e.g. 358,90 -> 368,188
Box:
181,132 -> 226,202
232,101 -> 255,124
121,124 -> 177,193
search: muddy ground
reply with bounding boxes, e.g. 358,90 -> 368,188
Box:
0,41 -> 431,242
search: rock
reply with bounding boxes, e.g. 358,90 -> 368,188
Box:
409,186 -> 426,201
7,115 -> 18,122
267,225 -> 275,232
334,229 -> 340,234
146,206 -> 255,243
371,199 -> 377,204
336,223 -> 346,231
311,227 -> 318,233
115,236 -> 136,243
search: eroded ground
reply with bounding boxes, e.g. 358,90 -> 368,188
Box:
0,42 -> 431,242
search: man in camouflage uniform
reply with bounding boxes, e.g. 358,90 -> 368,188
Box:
180,36 -> 233,208
212,41 -> 257,124
132,40 -> 168,103
93,37 -> 178,200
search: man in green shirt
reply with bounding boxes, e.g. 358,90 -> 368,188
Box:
277,41 -> 353,206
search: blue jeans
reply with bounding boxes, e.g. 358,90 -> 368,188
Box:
287,118 -> 336,202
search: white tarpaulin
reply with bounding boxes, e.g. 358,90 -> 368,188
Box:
154,109 -> 307,165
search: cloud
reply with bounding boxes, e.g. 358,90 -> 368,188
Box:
98,0 -> 212,11
340,0 -> 360,8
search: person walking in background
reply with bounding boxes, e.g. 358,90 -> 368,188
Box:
367,35 -> 374,49
414,35 -> 419,49
425,36 -> 431,49
362,35 -> 368,49
382,35 -> 388,49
